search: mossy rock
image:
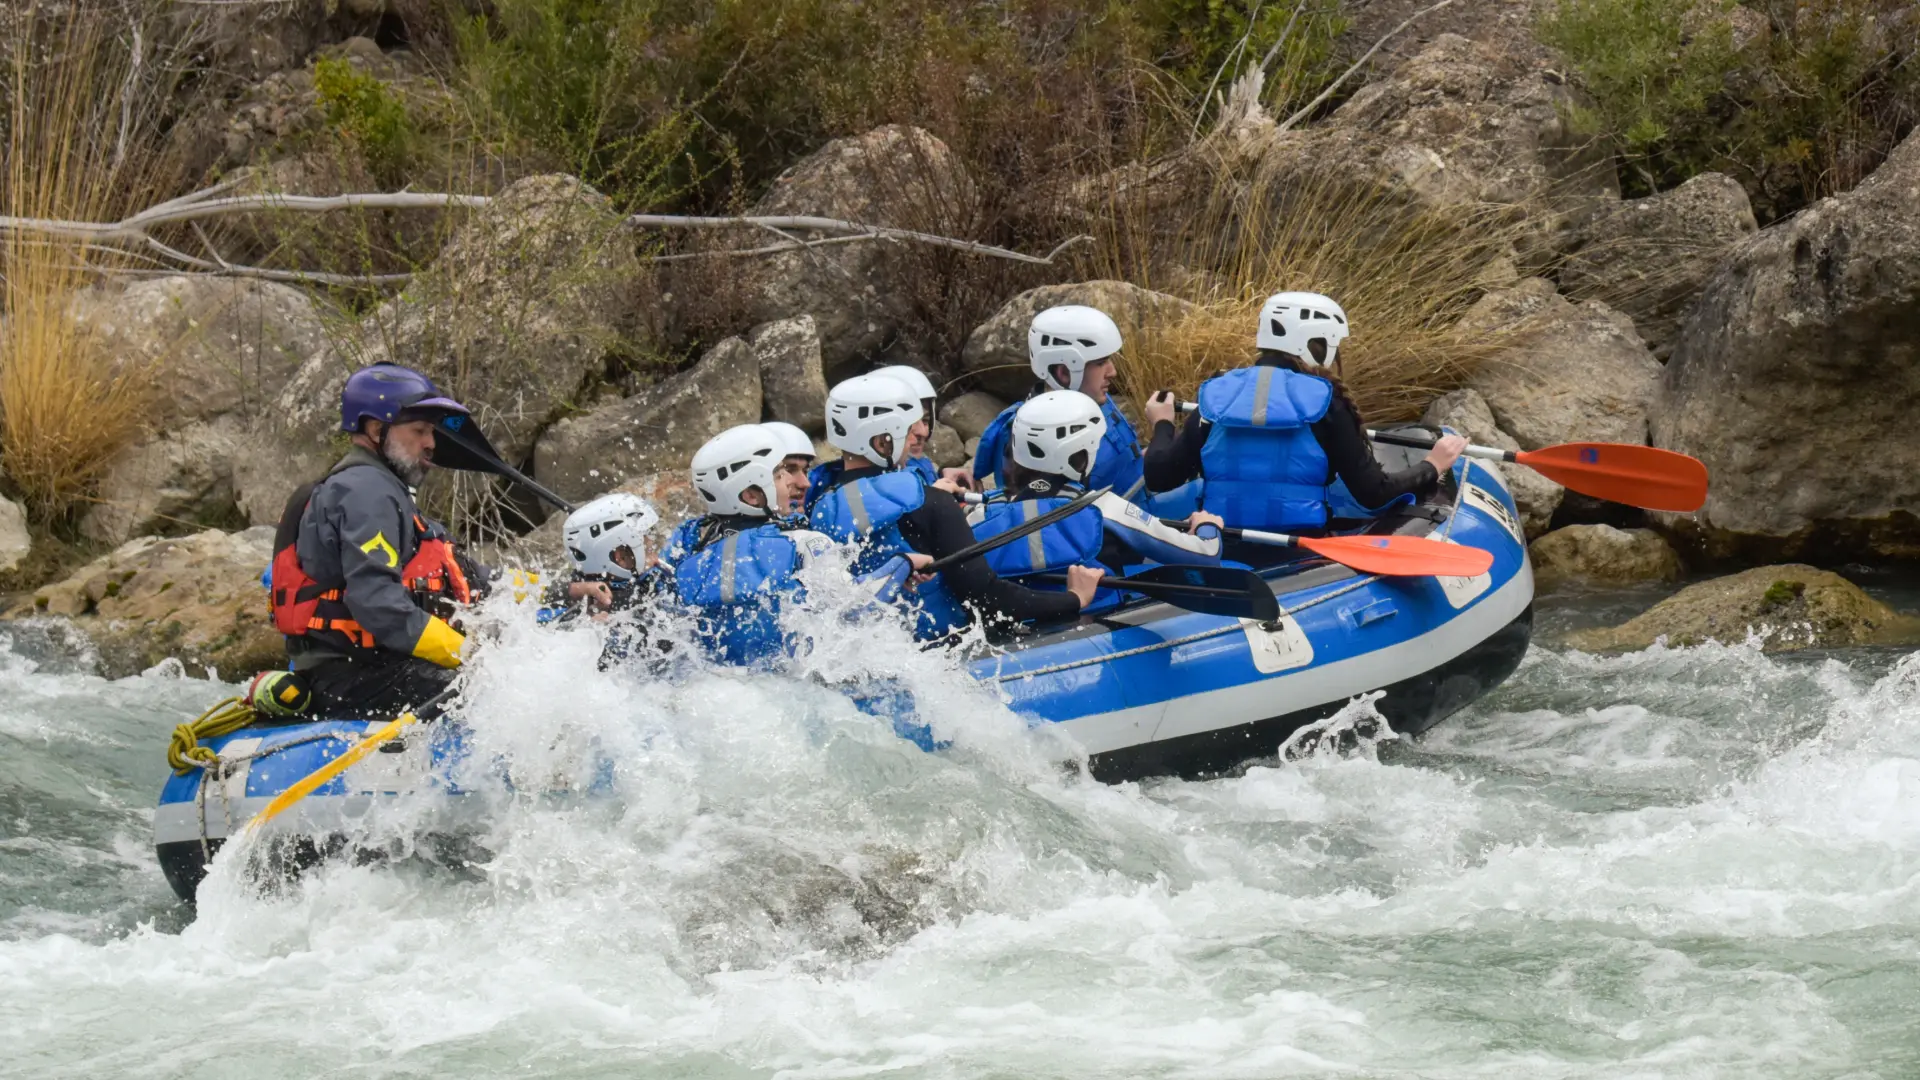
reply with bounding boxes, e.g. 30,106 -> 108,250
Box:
1563,564 -> 1920,653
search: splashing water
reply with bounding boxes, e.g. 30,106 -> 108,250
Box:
4,586 -> 1920,1079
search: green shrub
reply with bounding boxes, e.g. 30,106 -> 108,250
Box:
1541,0 -> 1919,218
313,56 -> 415,182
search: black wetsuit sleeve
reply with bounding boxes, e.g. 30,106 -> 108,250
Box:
898,493 -> 1081,624
1144,413 -> 1207,492
1310,396 -> 1438,508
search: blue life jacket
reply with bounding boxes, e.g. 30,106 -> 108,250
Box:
975,395 -> 1146,503
971,490 -> 1120,615
671,523 -> 804,667
1196,366 -> 1335,531
810,469 -> 970,639
905,455 -> 938,484
658,516 -> 704,573
803,460 -> 840,514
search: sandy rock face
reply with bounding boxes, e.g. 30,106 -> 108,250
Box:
1652,130 -> 1920,562
64,276 -> 330,544
1460,278 -> 1663,451
1529,525 -> 1683,589
9,527 -> 283,678
535,337 -> 763,506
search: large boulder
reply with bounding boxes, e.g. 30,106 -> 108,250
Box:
1651,130 -> 1920,562
939,390 -> 1008,443
961,282 -> 1195,401
316,174 -> 647,465
1460,278 -> 1662,450
748,125 -> 974,383
0,494 -> 28,575
63,276 -> 330,543
1421,388 -> 1562,538
750,316 -> 827,434
1563,564 -> 1920,653
1529,524 -> 1683,589
8,527 -> 282,678
1324,34 -> 1618,213
534,336 -> 763,505
1559,172 -> 1758,359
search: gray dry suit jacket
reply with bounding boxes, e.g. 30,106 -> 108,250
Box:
289,447 -> 437,669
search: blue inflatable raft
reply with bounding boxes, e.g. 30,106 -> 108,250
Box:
155,434 -> 1532,900
964,444 -> 1534,782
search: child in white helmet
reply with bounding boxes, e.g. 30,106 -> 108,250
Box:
1142,291 -> 1467,540
539,492 -> 663,624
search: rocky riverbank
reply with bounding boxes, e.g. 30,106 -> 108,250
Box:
3,3 -> 1918,674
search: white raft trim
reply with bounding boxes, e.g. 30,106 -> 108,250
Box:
1053,557 -> 1534,756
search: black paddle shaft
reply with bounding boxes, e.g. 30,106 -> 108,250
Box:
1367,428 -> 1518,463
923,485 -> 1111,574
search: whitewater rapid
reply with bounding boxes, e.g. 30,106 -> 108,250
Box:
4,592 -> 1919,1078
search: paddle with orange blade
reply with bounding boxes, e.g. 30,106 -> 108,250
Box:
1158,519 -> 1496,577
1366,430 -> 1709,513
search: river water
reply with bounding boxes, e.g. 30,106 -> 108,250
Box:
4,583 -> 1920,1079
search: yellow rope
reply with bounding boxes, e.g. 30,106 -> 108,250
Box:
167,697 -> 258,775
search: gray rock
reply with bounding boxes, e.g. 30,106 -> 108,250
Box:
748,125 -> 972,383
928,423 -> 967,469
0,493 -> 28,574
962,281 -> 1195,401
1421,388 -> 1562,537
63,276 -> 330,543
534,337 -> 763,505
1461,278 -> 1662,451
1529,524 -> 1683,589
8,526 -> 284,678
939,390 -> 1008,442
1563,565 -> 1920,654
1560,172 -> 1758,359
336,174 -> 649,465
1651,130 -> 1920,562
750,315 -> 827,434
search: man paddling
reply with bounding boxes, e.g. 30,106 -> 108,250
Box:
268,364 -> 485,719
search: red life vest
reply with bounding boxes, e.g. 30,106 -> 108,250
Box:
268,475 -> 471,652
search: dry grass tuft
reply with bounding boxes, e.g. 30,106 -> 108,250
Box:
1,3 -> 174,521
1094,152 -> 1533,421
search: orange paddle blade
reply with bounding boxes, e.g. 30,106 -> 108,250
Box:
1297,534 -> 1495,578
1514,443 -> 1708,512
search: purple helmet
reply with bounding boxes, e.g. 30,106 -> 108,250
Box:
339,363 -> 470,433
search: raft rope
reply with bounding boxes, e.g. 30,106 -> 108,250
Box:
168,698 -> 258,774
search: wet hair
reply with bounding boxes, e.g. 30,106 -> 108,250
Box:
1257,348 -> 1362,422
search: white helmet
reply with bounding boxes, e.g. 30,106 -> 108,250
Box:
760,421 -> 816,461
1256,291 -> 1349,368
825,373 -> 923,468
873,365 -> 937,408
1011,390 -> 1106,483
690,424 -> 784,518
563,493 -> 659,580
1029,305 -> 1122,392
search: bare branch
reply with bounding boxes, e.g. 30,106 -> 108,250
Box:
0,191 -> 1086,285
1275,0 -> 1458,134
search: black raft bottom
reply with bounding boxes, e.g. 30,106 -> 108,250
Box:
1087,603 -> 1535,784
156,831 -> 491,904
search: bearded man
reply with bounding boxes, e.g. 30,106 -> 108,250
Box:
266,363 -> 485,719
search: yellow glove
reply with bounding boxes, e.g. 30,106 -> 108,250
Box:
411,616 -> 466,668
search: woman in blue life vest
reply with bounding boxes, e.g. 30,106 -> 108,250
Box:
666,424 -> 830,667
971,391 -> 1226,616
809,373 -> 1103,639
972,306 -> 1148,503
1142,291 -> 1468,542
